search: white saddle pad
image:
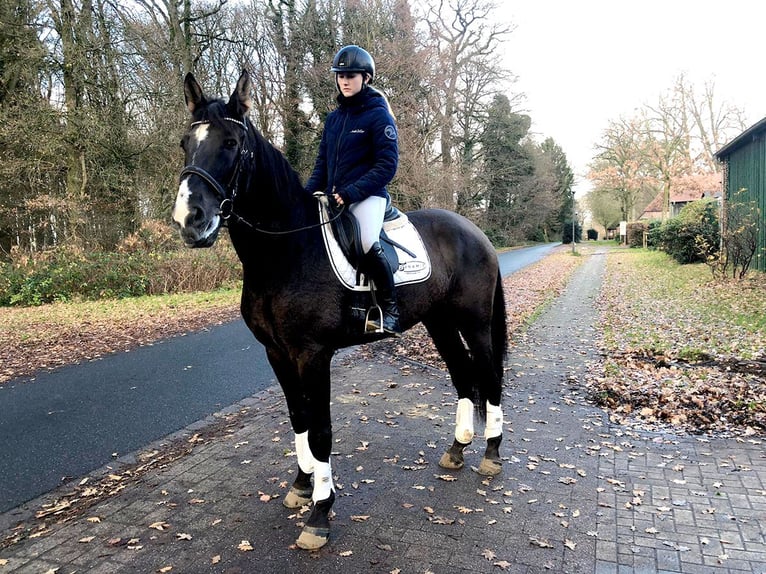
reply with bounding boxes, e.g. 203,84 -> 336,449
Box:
318,202 -> 431,292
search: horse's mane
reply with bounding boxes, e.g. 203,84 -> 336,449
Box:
200,98 -> 312,229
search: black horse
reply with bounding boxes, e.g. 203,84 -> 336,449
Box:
172,70 -> 508,550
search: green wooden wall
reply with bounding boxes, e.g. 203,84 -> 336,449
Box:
723,133 -> 766,272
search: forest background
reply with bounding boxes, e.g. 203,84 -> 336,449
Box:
0,0 -> 751,290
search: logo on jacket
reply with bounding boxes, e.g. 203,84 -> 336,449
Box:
350,129 -> 365,134
384,125 -> 397,140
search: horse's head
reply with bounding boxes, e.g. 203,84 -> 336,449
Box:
172,70 -> 252,247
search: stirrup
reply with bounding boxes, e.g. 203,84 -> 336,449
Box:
365,304 -> 385,334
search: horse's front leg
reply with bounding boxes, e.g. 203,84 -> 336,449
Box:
284,431 -> 313,508
268,347 -> 336,549
266,348 -> 315,509
292,350 -> 335,551
296,428 -> 335,550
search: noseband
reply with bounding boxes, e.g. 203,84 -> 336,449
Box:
179,117 -> 253,227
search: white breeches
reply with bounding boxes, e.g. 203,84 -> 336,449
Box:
349,195 -> 386,253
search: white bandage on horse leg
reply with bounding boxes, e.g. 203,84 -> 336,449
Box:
312,460 -> 334,502
454,398 -> 475,444
484,402 -> 503,439
295,431 -> 315,474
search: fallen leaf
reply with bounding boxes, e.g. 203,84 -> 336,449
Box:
238,540 -> 254,551
529,536 -> 554,548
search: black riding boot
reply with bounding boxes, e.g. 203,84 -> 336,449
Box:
362,242 -> 402,336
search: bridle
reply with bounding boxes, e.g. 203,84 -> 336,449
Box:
179,117 -> 254,228
179,116 -> 344,235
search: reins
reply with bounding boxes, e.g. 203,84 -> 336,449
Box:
253,204 -> 345,235
181,117 -> 345,236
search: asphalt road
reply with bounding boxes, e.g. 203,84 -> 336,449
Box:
0,242 -> 560,513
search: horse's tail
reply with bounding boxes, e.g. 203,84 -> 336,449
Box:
491,269 -> 509,384
475,269 -> 508,422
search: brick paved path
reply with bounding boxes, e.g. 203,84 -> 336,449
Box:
1,249 -> 764,573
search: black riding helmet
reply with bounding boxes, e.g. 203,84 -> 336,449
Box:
331,45 -> 375,82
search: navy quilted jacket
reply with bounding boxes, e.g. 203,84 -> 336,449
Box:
305,86 -> 398,204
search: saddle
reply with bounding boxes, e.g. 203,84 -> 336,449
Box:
326,197 -> 407,271
314,194 -> 431,292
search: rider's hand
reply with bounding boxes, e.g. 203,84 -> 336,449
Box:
333,193 -> 344,206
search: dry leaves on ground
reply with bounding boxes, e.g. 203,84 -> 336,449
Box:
586,249 -> 765,437
368,246 -> 584,368
0,295 -> 240,384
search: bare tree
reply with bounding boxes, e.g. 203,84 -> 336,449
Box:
589,117 -> 654,221
423,0 -> 511,209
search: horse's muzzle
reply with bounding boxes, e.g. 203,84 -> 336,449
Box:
175,215 -> 221,248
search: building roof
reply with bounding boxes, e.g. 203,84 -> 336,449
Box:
715,116 -> 766,159
640,191 -> 698,217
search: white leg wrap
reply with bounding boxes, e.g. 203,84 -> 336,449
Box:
454,398 -> 475,444
485,402 -> 503,439
295,432 -> 315,474
312,461 -> 334,502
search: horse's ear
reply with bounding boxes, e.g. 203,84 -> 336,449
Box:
184,72 -> 206,113
229,69 -> 252,117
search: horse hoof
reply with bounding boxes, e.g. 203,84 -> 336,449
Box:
439,451 -> 464,470
283,488 -> 312,509
477,457 -> 502,476
296,526 -> 330,550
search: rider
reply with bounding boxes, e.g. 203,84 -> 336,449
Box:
305,45 -> 401,336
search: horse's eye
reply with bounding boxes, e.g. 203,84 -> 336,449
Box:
224,138 -> 238,150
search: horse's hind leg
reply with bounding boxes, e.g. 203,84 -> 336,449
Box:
461,327 -> 504,477
423,316 -> 477,471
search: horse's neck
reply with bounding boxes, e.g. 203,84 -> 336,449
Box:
231,134 -> 321,271
250,134 -> 314,228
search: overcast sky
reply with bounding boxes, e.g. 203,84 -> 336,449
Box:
496,1 -> 766,196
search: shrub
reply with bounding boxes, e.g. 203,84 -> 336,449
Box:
655,200 -> 720,264
586,229 -> 598,240
626,222 -> 647,248
645,220 -> 662,249
562,220 -> 582,244
0,223 -> 241,306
